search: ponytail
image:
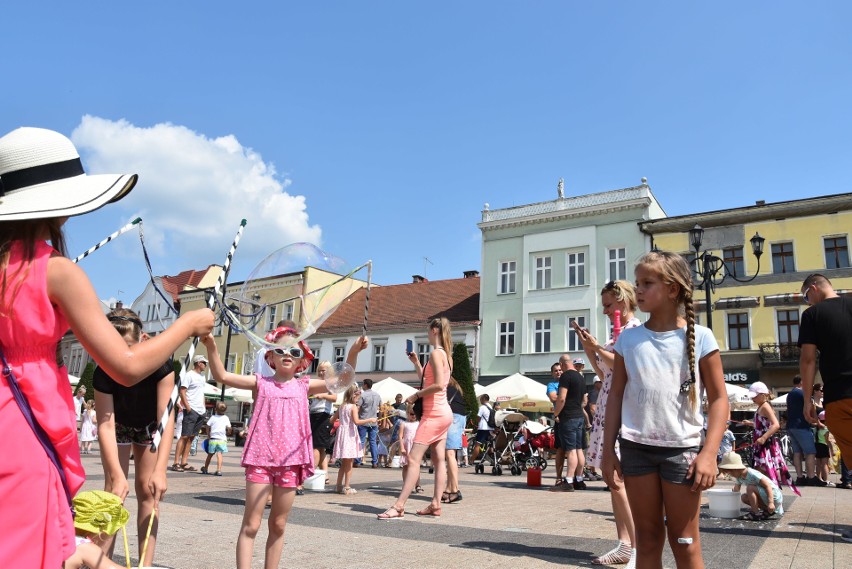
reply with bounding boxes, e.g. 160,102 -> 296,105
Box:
682,288 -> 698,411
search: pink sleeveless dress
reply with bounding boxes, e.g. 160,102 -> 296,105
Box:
332,403 -> 363,460
0,241 -> 84,567
241,374 -> 314,483
413,348 -> 453,445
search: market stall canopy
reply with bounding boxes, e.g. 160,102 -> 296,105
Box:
68,374 -> 80,386
481,373 -> 551,413
726,382 -> 756,410
225,387 -> 254,403
770,393 -> 787,410
372,377 -> 417,402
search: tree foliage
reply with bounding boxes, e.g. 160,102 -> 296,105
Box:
452,342 -> 479,427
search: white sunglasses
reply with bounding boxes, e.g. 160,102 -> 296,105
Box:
271,346 -> 305,358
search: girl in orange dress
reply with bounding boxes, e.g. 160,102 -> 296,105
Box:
378,317 -> 453,519
0,127 -> 214,567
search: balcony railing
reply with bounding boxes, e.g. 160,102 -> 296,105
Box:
758,343 -> 801,366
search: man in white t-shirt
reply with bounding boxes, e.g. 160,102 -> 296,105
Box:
73,386 -> 86,430
471,394 -> 493,462
171,355 -> 209,472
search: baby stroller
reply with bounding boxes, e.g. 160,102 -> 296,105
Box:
513,420 -> 552,473
473,411 -> 527,476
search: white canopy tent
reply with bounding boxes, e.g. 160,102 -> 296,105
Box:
68,374 -> 81,386
372,377 -> 417,402
770,393 -> 787,410
225,387 -> 254,403
480,373 -> 552,413
726,383 -> 756,410
335,376 -> 418,406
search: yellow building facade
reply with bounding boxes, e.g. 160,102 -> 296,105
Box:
640,193 -> 852,396
176,266 -> 369,391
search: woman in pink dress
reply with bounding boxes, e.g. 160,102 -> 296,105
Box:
576,280 -> 640,567
378,317 -> 453,520
0,127 -> 214,567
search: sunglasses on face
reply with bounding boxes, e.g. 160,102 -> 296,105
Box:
271,346 -> 305,358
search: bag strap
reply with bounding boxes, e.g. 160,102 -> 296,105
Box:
0,345 -> 75,516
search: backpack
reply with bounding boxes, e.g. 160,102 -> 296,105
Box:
487,405 -> 497,429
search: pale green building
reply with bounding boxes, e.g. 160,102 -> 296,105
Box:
477,179 -> 665,384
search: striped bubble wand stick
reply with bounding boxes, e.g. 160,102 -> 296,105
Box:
72,217 -> 142,263
149,219 -> 247,451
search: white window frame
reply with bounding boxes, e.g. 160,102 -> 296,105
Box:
532,318 -> 551,354
416,343 -> 430,366
534,255 -> 552,290
242,352 -> 253,375
373,344 -> 386,372
498,260 -> 517,294
566,314 -> 587,352
497,321 -> 515,356
266,305 -> 278,332
566,250 -> 586,287
333,345 -> 346,363
283,302 -> 295,323
607,247 -> 627,282
227,353 -> 237,373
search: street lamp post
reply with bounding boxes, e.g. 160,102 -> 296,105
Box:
688,224 -> 766,330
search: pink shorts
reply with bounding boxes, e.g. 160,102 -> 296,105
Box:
244,465 -> 301,488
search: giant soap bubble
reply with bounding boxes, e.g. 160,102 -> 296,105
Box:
227,242 -> 371,352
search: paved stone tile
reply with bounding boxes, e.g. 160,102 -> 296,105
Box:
76,446 -> 850,568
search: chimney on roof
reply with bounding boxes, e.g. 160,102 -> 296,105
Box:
755,200 -> 765,206
463,270 -> 479,278
412,275 -> 428,283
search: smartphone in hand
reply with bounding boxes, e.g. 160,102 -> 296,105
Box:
406,339 -> 413,354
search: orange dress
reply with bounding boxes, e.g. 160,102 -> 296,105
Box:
0,241 -> 84,567
413,348 -> 452,445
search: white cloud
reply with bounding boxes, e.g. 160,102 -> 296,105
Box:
71,116 -> 322,267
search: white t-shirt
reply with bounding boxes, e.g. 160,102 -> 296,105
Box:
614,323 -> 719,448
74,395 -> 85,421
182,369 -> 207,412
206,414 -> 232,441
477,404 -> 492,431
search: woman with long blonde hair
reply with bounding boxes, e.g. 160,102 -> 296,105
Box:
378,317 -> 454,519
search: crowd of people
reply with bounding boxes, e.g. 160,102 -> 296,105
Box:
2,127 -> 851,568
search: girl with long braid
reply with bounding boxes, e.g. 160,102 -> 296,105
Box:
602,251 -> 729,568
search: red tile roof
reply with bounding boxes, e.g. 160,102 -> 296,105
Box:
161,266 -> 217,303
316,277 -> 480,335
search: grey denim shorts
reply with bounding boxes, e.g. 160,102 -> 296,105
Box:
619,437 -> 700,485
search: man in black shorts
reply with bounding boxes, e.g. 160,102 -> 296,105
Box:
551,354 -> 587,491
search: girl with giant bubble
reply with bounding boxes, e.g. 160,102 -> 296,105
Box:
200,243 -> 370,568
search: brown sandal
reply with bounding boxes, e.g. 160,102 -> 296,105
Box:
416,504 -> 442,517
377,506 -> 405,520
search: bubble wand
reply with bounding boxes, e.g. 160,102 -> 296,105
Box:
149,219 -> 247,451
138,508 -> 157,569
72,217 -> 142,263
362,261 -> 373,336
613,309 -> 623,342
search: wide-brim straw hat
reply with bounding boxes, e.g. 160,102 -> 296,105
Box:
717,452 -> 746,471
0,127 -> 137,220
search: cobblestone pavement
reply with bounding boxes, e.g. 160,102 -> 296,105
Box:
78,446 -> 851,568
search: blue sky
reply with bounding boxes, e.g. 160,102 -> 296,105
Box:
3,2 -> 851,306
